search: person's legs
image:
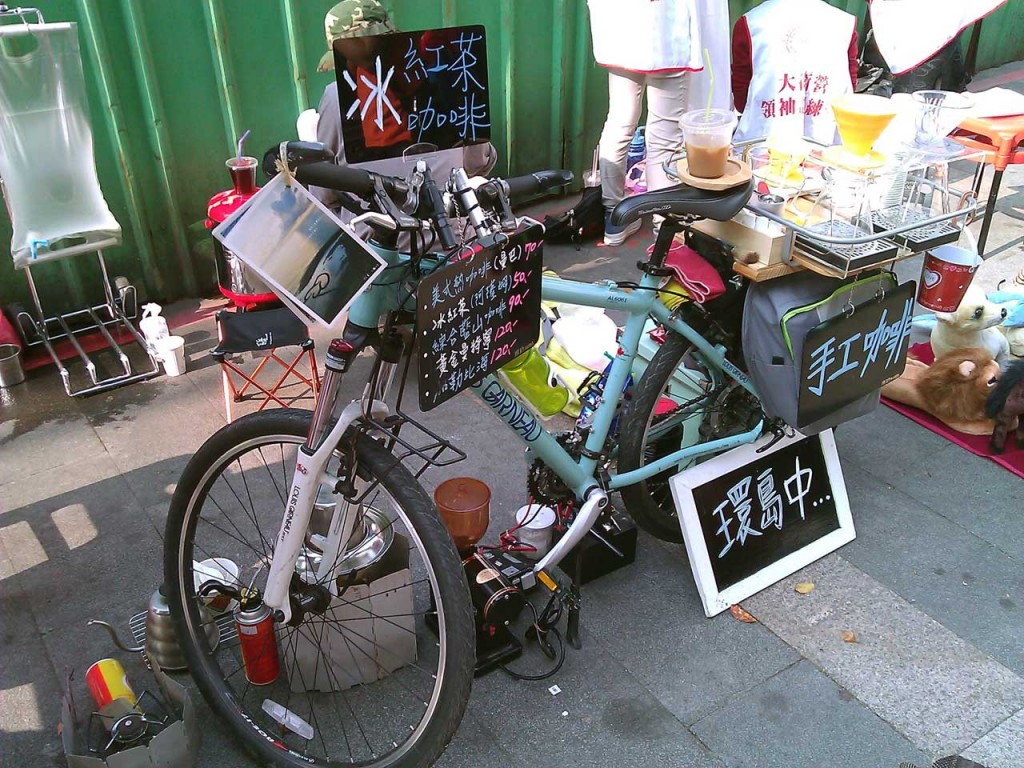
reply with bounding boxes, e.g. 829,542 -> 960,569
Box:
599,68 -> 644,244
644,70 -> 688,193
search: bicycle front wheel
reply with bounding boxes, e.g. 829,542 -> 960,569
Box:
164,408 -> 474,767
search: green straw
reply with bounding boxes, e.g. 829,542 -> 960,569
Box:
704,48 -> 714,119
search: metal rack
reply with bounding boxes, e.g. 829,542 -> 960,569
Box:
740,141 -> 982,279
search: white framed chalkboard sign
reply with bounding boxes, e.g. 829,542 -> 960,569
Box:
669,429 -> 854,617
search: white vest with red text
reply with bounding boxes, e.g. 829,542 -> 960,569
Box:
734,0 -> 856,144
588,0 -> 702,73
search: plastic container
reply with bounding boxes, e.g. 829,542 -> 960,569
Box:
513,504 -> 558,560
434,477 -> 491,551
680,109 -> 737,179
500,348 -> 569,418
625,127 -> 646,175
0,343 -> 25,388
226,155 -> 258,195
156,335 -> 187,377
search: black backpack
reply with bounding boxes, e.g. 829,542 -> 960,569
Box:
543,185 -> 604,246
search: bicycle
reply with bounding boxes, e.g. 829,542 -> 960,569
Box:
164,140 -> 758,767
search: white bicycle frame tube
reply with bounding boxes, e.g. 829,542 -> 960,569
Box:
263,399 -> 388,623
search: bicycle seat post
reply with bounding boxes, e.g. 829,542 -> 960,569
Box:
646,217 -> 688,271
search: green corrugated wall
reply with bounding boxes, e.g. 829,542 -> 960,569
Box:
2,0 -> 1022,312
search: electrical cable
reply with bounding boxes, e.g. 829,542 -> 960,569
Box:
499,601 -> 567,682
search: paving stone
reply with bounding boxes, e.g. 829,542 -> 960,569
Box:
839,463 -> 1024,676
435,710 -> 520,768
691,660 -> 930,768
962,708 -> 1024,768
580,531 -> 801,724
744,556 -> 1024,756
470,642 -> 723,768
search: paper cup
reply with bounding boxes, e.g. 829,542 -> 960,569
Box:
156,335 -> 187,376
918,244 -> 980,312
513,504 -> 557,560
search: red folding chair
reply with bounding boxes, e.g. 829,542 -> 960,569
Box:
211,307 -> 320,422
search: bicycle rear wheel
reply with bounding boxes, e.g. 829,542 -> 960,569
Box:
164,408 -> 474,767
619,332 -> 760,542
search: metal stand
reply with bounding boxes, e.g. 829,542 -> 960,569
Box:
15,251 -> 161,397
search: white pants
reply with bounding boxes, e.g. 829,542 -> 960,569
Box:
598,68 -> 689,209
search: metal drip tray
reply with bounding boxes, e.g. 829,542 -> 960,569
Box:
130,610 -> 238,650
795,220 -> 901,277
871,206 -> 961,252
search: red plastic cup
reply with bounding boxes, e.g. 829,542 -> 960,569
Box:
917,243 -> 979,312
226,156 -> 258,195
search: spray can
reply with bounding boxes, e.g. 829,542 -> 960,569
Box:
235,592 -> 280,686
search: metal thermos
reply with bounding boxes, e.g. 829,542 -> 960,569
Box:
235,595 -> 279,686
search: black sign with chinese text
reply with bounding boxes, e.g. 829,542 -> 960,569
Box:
333,25 -> 490,164
797,281 -> 916,428
416,223 -> 543,411
692,434 -> 840,591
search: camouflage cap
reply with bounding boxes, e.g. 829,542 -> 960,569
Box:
317,0 -> 396,72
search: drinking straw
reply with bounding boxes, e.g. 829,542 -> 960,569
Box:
236,129 -> 251,161
704,48 -> 714,119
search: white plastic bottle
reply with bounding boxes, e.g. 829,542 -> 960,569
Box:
139,303 -> 169,346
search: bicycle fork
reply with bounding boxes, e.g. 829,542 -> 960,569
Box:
263,339 -> 388,624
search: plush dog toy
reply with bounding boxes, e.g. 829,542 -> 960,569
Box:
881,347 -> 999,434
930,284 -> 1010,367
986,359 -> 1024,453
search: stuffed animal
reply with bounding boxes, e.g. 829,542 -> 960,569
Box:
917,347 -> 1000,423
998,298 -> 1024,359
881,348 -> 999,435
930,284 -> 1010,367
986,359 -> 1024,453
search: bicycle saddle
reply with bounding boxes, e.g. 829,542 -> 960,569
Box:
609,179 -> 754,227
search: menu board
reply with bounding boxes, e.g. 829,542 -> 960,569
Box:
416,222 -> 544,411
333,25 -> 491,164
798,281 -> 916,428
670,430 -> 855,617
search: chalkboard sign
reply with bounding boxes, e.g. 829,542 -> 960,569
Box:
416,222 -> 544,411
333,25 -> 491,164
798,281 -> 916,428
669,430 -> 855,617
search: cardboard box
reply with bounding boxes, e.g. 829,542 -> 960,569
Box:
693,217 -> 793,267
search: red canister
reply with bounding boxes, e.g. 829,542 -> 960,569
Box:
235,596 -> 280,686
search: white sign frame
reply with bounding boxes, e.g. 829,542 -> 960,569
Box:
212,173 -> 388,329
669,429 -> 855,617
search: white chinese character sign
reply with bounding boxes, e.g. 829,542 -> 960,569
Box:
669,430 -> 854,617
333,26 -> 491,164
798,282 -> 916,428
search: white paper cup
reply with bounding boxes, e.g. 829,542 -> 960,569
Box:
514,504 -> 558,560
156,335 -> 187,376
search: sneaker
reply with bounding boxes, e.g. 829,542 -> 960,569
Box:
604,209 -> 642,246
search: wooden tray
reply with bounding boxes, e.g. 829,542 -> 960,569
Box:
675,157 -> 752,190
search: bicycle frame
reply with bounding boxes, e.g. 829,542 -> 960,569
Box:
263,229 -> 765,620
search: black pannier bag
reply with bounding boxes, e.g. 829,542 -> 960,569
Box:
742,270 -> 897,435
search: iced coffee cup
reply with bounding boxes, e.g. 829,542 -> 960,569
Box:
681,109 -> 737,179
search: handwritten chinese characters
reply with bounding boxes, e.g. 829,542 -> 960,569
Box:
691,434 -> 841,591
417,223 -> 544,410
798,282 -> 916,428
334,25 -> 491,164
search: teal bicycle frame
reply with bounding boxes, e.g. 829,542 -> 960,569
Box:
347,237 -> 764,502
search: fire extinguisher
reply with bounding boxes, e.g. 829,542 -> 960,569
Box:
200,581 -> 280,686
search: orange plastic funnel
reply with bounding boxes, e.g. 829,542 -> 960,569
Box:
832,94 -> 898,156
434,477 -> 490,551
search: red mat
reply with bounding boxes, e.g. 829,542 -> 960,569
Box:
881,343 -> 1024,480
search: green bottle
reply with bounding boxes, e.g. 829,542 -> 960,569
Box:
500,348 -> 569,418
